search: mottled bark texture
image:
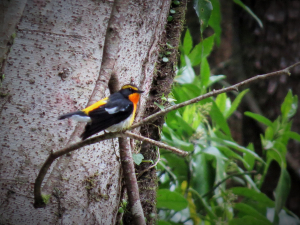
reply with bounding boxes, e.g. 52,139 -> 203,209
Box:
133,1 -> 188,224
0,0 -> 171,224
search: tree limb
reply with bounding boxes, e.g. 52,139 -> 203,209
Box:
122,131 -> 188,157
130,62 -> 300,129
34,62 -> 300,208
34,131 -> 186,208
34,132 -> 119,208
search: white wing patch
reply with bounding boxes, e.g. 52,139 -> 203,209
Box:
105,107 -> 119,114
105,105 -> 128,114
71,115 -> 91,122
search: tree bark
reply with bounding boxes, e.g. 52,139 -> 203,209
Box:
0,0 -> 171,224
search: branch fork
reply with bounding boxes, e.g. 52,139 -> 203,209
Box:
34,62 -> 300,211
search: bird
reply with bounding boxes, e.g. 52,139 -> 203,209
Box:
58,84 -> 144,140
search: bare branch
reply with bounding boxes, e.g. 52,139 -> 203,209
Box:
34,130 -> 187,208
130,62 -> 300,129
34,132 -> 121,208
122,131 -> 188,157
34,62 -> 300,208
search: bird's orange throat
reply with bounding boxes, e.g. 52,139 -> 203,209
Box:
128,93 -> 141,105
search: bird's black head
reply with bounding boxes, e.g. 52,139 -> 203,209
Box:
119,84 -> 144,98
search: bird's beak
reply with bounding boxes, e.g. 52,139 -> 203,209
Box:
137,90 -> 144,93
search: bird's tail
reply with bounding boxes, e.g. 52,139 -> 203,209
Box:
58,111 -> 87,120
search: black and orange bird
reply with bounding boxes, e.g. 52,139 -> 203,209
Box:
59,84 -> 144,140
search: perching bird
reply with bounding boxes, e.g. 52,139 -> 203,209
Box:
59,84 -> 144,140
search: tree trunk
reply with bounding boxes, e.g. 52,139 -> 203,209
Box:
0,0 -> 172,224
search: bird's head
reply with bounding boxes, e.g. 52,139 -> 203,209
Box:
120,84 -> 144,104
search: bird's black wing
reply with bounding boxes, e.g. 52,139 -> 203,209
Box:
81,94 -> 133,140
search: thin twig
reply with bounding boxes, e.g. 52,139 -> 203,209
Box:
34,131 -> 187,208
34,62 -> 300,208
122,131 -> 188,157
130,62 -> 300,129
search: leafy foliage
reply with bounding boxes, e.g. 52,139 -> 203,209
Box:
132,153 -> 144,165
156,2 -> 300,224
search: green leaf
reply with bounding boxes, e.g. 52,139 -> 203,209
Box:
165,111 -> 195,138
42,194 -> 51,204
183,29 -> 193,54
231,187 -> 275,207
209,137 -> 263,165
202,147 -> 226,187
233,203 -> 272,225
281,90 -> 298,120
215,92 -> 227,114
208,0 -> 221,45
170,132 -> 194,151
233,0 -> 263,28
265,126 -> 274,141
285,131 -> 300,142
225,89 -> 249,118
243,143 -> 255,171
172,85 -> 189,103
229,216 -> 270,225
221,139 -> 263,162
236,167 -> 259,191
209,101 -> 231,135
274,168 -> 291,215
157,189 -> 188,211
158,150 -> 186,185
273,141 -> 287,160
188,34 -> 215,66
158,221 -> 172,225
154,102 -> 165,110
175,55 -> 195,83
194,0 -> 213,32
207,74 -> 226,86
132,153 -> 144,165
200,57 -> 210,87
203,146 -> 225,159
244,111 -> 273,127
181,83 -> 202,99
218,146 -> 250,170
182,104 -> 203,130
192,153 -> 215,196
189,187 -> 217,219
